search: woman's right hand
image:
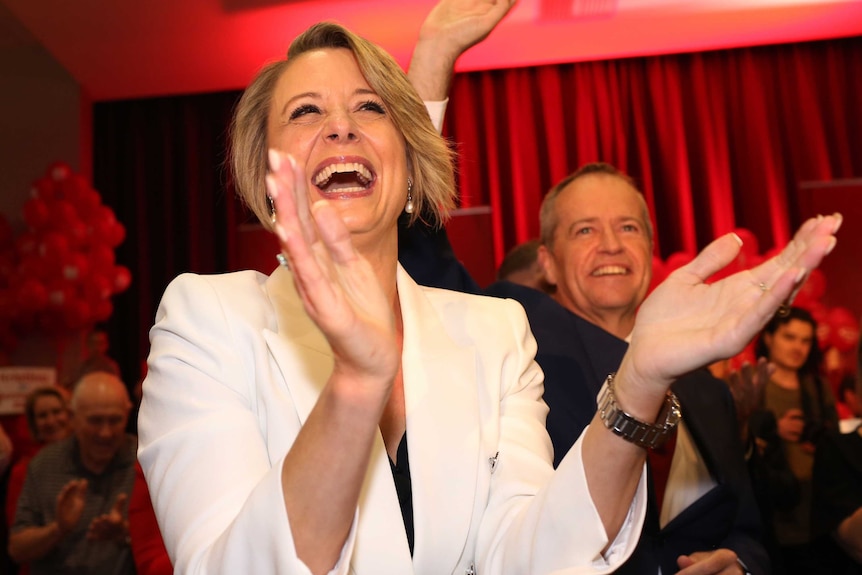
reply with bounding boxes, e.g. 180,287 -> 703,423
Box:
266,149 -> 400,394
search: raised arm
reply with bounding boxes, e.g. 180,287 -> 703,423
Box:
408,0 -> 516,102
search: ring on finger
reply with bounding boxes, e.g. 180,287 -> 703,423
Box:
275,253 -> 290,269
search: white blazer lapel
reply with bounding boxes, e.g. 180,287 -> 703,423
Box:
397,267 -> 480,575
263,267 -> 414,575
264,267 -> 333,424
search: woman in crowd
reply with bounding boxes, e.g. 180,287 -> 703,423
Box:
137,6 -> 841,575
4,387 -> 71,575
749,306 -> 839,574
5,387 -> 71,527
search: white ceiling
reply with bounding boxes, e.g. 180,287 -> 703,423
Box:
2,0 -> 861,101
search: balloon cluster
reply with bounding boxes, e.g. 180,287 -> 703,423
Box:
649,228 -> 860,369
0,162 -> 131,351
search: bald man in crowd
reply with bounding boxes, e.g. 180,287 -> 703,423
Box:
9,373 -> 136,575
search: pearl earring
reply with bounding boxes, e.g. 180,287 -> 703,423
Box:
405,178 -> 414,214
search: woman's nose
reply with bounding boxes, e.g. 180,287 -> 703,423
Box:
325,112 -> 359,142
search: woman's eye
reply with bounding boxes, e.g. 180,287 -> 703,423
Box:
622,224 -> 639,232
289,104 -> 320,120
576,227 -> 592,235
358,100 -> 385,114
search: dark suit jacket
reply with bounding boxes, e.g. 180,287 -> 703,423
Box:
487,282 -> 769,574
399,224 -> 769,574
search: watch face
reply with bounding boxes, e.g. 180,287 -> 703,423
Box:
659,392 -> 682,427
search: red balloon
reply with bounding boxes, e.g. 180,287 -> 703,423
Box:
63,298 -> 92,331
86,205 -> 118,243
15,255 -> 53,282
793,291 -> 817,313
107,222 -> 126,248
75,187 -> 102,213
87,244 -> 116,271
45,280 -> 75,309
46,199 -> 79,227
83,273 -> 114,303
91,299 -> 114,322
62,252 -> 90,282
65,220 -> 89,249
112,265 -> 132,293
796,269 -> 827,303
15,278 -> 49,313
15,232 -> 39,257
48,162 -> 73,182
59,174 -> 89,204
38,232 -> 71,260
808,302 -> 832,350
30,177 -> 56,200
826,307 -> 860,353
23,198 -> 50,231
732,228 -> 760,256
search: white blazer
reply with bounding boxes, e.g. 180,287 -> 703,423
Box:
138,265 -> 645,575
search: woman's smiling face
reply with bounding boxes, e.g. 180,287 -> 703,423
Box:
267,48 -> 409,246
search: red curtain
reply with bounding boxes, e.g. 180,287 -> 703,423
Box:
444,36 -> 862,264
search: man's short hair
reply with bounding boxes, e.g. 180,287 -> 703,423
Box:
539,162 -> 653,249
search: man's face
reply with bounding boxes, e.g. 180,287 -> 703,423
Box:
764,319 -> 814,373
539,174 -> 652,325
73,397 -> 128,471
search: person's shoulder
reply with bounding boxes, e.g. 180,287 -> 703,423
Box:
421,283 -> 525,315
28,437 -> 73,474
158,269 -> 272,319
165,269 -> 269,296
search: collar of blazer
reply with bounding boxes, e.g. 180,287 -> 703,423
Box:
263,264 -> 481,574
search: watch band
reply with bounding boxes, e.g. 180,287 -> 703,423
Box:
597,372 -> 682,449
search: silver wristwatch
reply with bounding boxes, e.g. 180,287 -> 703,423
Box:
597,372 -> 682,449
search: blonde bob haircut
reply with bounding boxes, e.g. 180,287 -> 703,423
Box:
230,22 -> 456,230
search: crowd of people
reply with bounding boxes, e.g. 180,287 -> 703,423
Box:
0,0 -> 859,574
